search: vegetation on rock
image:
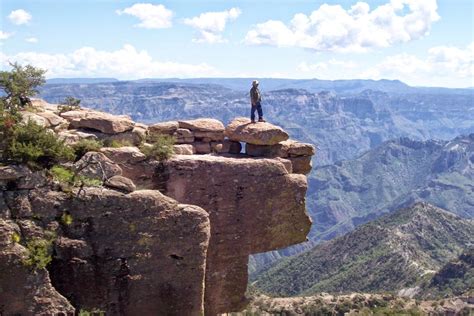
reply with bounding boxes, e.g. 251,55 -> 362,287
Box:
0,62 -> 46,112
0,64 -> 75,167
5,120 -> 75,167
22,231 -> 56,270
252,203 -> 473,297
72,139 -> 104,160
50,165 -> 102,187
140,134 -> 175,161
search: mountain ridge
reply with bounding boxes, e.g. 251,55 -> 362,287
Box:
252,203 -> 474,297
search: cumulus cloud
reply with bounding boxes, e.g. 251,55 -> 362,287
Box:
25,37 -> 38,43
116,3 -> 173,29
360,42 -> 474,87
297,58 -> 360,80
184,8 -> 241,43
245,0 -> 440,52
8,9 -> 32,25
299,58 -> 358,72
0,44 -> 218,79
0,31 -> 12,40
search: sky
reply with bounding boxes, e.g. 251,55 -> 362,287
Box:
0,0 -> 473,87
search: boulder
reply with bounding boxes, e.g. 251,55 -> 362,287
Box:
173,144 -> 195,155
193,142 -> 211,154
225,117 -> 289,145
102,127 -> 146,146
36,111 -> 66,127
21,111 -> 50,127
100,147 -> 147,164
58,129 -> 99,145
280,140 -> 316,157
174,128 -> 195,144
275,157 -> 293,173
105,175 -> 136,192
289,156 -> 313,175
62,110 -> 134,134
149,121 -> 179,137
178,119 -> 225,133
74,152 -> 122,180
31,98 -> 57,111
211,140 -> 242,154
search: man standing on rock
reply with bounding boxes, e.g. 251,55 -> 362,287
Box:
250,80 -> 265,123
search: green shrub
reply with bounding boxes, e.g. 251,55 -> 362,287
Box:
78,309 -> 105,316
11,232 -> 21,243
140,134 -> 175,161
50,165 -> 103,187
23,231 -> 56,270
72,139 -> 103,159
104,138 -> 133,148
60,212 -> 73,226
50,165 -> 75,183
57,97 -> 81,114
4,120 -> 74,167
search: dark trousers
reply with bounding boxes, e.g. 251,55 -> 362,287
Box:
251,102 -> 263,121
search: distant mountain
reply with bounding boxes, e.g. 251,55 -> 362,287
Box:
252,203 -> 474,296
307,134 -> 474,243
46,78 -> 119,84
39,82 -> 474,167
249,134 -> 474,275
133,78 -> 412,94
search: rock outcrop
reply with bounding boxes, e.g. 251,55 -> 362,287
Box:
1,100 -> 316,315
226,117 -> 289,145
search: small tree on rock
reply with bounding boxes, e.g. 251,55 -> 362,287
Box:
0,62 -> 46,112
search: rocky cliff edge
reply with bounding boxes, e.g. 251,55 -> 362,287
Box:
0,99 -> 315,315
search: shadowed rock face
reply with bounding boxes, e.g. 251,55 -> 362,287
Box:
0,219 -> 75,315
0,187 -> 210,315
160,155 -> 312,314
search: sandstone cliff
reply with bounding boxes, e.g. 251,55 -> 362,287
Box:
0,100 -> 315,315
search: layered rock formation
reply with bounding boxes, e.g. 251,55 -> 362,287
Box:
0,100 -> 315,315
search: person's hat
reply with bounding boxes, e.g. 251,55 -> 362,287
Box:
252,80 -> 259,86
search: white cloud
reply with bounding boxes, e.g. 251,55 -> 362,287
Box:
0,31 -> 12,40
8,9 -> 32,25
360,42 -> 474,87
116,3 -> 173,29
184,8 -> 241,43
25,37 -> 38,43
297,58 -> 360,79
0,44 -> 219,79
245,0 -> 440,52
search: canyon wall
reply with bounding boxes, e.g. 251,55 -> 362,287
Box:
0,100 -> 315,315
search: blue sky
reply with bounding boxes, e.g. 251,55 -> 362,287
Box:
1,0 -> 473,87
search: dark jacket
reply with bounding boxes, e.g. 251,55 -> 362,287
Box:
250,86 -> 261,106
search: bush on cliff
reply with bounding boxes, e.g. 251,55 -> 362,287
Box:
0,63 -> 75,167
72,138 -> 104,160
140,134 -> 175,161
50,165 -> 103,187
58,96 -> 82,114
4,120 -> 74,167
23,231 -> 56,270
